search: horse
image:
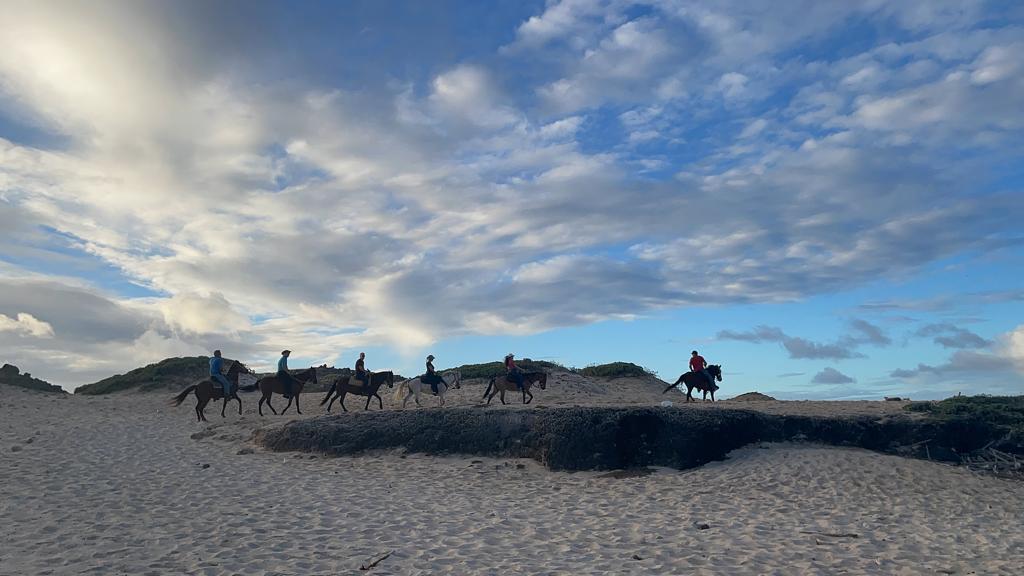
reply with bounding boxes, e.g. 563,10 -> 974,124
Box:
662,365 -> 723,402
483,371 -> 548,405
170,360 -> 246,422
320,370 -> 395,412
393,369 -> 462,408
241,367 -> 318,416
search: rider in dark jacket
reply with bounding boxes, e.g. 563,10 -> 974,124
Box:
354,352 -> 369,387
424,354 -> 448,394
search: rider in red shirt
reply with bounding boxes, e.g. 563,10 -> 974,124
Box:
505,353 -> 524,389
690,350 -> 711,387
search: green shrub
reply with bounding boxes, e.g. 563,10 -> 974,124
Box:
579,362 -> 654,379
904,395 -> 1024,444
455,359 -> 565,379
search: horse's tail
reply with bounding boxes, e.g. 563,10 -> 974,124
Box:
483,377 -> 494,399
392,379 -> 409,403
170,385 -> 197,407
319,381 -> 337,406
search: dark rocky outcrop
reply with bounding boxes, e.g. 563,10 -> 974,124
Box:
255,405 -> 1024,472
0,364 -> 66,394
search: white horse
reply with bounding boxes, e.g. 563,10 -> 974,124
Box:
392,369 -> 462,408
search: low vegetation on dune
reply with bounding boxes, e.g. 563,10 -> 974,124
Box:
578,362 -> 656,379
905,395 -> 1024,445
455,359 -> 567,379
75,356 -> 246,395
0,364 -> 65,394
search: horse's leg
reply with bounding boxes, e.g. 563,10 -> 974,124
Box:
221,395 -> 227,418
258,393 -> 265,416
500,390 -> 507,405
686,384 -> 694,403
195,398 -> 202,422
326,392 -> 336,413
295,392 -> 302,415
526,389 -> 533,404
236,395 -> 243,415
340,392 -> 348,412
266,393 -> 279,415
375,393 -> 383,410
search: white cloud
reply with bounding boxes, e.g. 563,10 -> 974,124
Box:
0,0 -> 1021,386
0,312 -> 55,338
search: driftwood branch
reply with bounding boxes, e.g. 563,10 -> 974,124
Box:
799,530 -> 860,538
359,550 -> 392,571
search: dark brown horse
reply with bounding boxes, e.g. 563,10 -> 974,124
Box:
242,367 -> 318,416
320,371 -> 394,412
483,371 -> 548,405
662,365 -> 722,402
170,361 -> 246,422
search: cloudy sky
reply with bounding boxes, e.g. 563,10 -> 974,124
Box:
1,0 -> 1022,397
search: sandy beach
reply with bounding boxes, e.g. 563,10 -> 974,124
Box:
2,385 -> 1023,575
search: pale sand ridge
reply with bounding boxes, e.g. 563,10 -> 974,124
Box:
2,385 -> 1022,575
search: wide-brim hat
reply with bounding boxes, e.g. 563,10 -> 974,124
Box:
427,355 -> 435,360
505,353 -> 514,358
282,350 -> 291,355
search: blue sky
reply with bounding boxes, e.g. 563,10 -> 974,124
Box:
1,0 -> 1022,397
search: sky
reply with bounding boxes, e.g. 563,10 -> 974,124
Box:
0,0 -> 1022,398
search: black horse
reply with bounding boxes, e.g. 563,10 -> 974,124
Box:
662,365 -> 722,402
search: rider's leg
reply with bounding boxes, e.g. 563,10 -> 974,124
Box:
700,369 -> 711,387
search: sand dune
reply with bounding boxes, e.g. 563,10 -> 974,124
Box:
2,386 -> 1022,575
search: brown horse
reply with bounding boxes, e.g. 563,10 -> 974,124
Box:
243,367 -> 318,416
483,371 -> 548,405
170,361 -> 246,422
320,370 -> 394,412
662,365 -> 722,402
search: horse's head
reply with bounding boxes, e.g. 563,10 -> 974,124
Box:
305,367 -> 319,384
378,371 -> 395,388
529,371 -> 548,390
709,365 -> 723,381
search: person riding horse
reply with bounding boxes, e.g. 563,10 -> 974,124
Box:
505,353 -> 524,390
209,350 -> 232,396
422,354 -> 448,395
278,350 -> 296,399
354,352 -> 370,388
690,350 -> 713,388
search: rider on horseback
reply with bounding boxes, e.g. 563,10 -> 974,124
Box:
209,350 -> 231,396
505,353 -> 524,390
354,352 -> 370,388
278,350 -> 295,399
423,354 -> 448,395
690,350 -> 712,388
